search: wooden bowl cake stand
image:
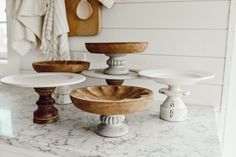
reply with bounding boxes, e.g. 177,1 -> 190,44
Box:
85,42 -> 148,75
1,73 -> 86,124
71,85 -> 154,138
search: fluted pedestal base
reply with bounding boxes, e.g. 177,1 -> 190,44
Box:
96,115 -> 128,138
104,54 -> 129,75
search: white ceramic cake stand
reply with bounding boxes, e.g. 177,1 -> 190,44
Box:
82,69 -> 138,85
1,73 -> 86,124
139,69 -> 214,122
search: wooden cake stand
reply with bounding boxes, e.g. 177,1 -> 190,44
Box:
32,61 -> 90,105
71,85 -> 154,138
85,42 -> 148,75
1,73 -> 86,124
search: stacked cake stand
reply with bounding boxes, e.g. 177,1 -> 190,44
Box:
83,42 -> 148,85
73,42 -> 155,137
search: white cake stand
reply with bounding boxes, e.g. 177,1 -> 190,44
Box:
139,69 -> 214,122
82,69 -> 138,85
1,73 -> 86,124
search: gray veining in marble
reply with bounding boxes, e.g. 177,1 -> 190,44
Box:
0,85 -> 221,157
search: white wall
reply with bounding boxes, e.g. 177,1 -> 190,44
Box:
220,0 -> 236,156
19,0 -> 232,141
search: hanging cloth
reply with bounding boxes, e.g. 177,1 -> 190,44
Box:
8,0 -> 46,55
40,0 -> 70,60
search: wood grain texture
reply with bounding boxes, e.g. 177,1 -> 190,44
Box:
66,0 -> 100,36
33,87 -> 58,124
71,85 -> 154,115
32,60 -> 90,73
85,42 -> 148,54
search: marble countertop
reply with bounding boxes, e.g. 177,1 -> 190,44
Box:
0,85 -> 221,157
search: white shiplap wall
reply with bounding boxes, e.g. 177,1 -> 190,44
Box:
20,1 -> 230,113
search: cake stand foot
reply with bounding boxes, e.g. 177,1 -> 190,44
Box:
106,79 -> 124,85
34,87 -> 59,124
159,86 -> 190,122
96,115 -> 128,138
104,54 -> 129,75
53,86 -> 71,105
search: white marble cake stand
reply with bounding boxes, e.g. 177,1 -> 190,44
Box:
139,69 -> 214,122
82,69 -> 138,85
1,73 -> 86,124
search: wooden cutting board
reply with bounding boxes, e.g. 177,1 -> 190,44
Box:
65,0 -> 101,36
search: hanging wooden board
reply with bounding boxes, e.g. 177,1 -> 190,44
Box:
65,0 -> 101,36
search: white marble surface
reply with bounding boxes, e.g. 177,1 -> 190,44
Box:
0,85 -> 221,157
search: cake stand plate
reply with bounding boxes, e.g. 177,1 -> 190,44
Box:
139,69 -> 214,122
1,73 -> 86,124
82,69 -> 138,85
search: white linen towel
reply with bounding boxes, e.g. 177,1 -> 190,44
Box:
99,0 -> 115,8
40,0 -> 70,60
8,0 -> 46,56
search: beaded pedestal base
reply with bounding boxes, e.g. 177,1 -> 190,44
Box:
96,115 -> 128,138
104,54 -> 129,75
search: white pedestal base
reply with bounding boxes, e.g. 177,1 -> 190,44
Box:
96,115 -> 128,138
53,86 -> 71,105
104,54 -> 129,75
159,86 -> 190,122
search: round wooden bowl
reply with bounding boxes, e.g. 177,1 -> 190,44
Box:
85,42 -> 148,54
70,85 -> 154,115
32,61 -> 90,73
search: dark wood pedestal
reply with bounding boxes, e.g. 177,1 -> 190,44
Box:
106,79 -> 124,85
33,87 -> 59,124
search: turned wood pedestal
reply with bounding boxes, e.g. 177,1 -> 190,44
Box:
1,73 -> 86,125
105,79 -> 124,85
34,87 -> 59,124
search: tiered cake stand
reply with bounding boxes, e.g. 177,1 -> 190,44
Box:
32,61 -> 90,105
1,73 -> 86,124
70,42 -> 153,138
139,69 -> 214,122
